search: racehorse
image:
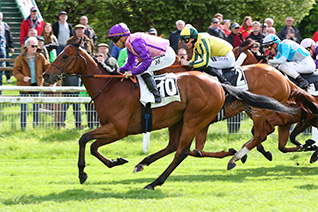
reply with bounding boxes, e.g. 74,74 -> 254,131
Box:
42,42 -> 295,190
135,50 -> 318,170
232,42 -> 318,162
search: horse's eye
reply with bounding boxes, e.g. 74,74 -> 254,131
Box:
62,55 -> 68,59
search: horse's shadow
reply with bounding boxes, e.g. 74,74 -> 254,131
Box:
2,188 -> 169,206
3,165 -> 317,205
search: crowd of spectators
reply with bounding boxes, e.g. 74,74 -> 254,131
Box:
0,7 -> 318,130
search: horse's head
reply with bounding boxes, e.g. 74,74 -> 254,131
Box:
43,40 -> 87,84
233,39 -> 259,65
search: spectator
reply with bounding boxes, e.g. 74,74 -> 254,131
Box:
53,11 -> 73,55
278,16 -> 301,43
110,41 -> 122,60
246,21 -> 263,48
313,31 -> 318,43
97,43 -> 118,71
169,20 -> 185,53
285,27 -> 297,42
207,18 -> 226,39
22,28 -> 38,45
20,6 -> 45,46
265,18 -> 274,28
0,25 -> 6,95
148,28 -> 158,36
260,23 -> 268,36
117,47 -> 128,68
250,42 -> 268,63
66,24 -> 94,54
267,27 -> 276,35
79,16 -> 97,46
214,13 -> 224,30
13,37 -> 50,130
239,16 -> 253,40
300,38 -> 318,69
177,48 -> 189,61
223,19 -> 231,36
0,12 -> 14,83
36,36 -> 49,60
41,23 -> 58,62
226,23 -> 244,48
60,24 -> 94,129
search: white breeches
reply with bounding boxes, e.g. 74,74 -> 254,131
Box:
209,51 -> 236,69
146,46 -> 176,73
279,56 -> 315,79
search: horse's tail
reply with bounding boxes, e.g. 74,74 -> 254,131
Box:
222,84 -> 297,114
289,88 -> 318,114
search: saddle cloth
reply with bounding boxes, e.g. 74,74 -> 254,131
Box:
137,73 -> 181,108
212,67 -> 248,91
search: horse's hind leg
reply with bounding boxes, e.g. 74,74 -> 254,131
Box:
189,125 -> 235,158
78,122 -> 127,184
277,124 -> 302,153
134,119 -> 183,172
290,121 -> 311,146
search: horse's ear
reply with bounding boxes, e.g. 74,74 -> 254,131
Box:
72,38 -> 82,48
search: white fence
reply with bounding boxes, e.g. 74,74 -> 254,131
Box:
0,86 -> 281,135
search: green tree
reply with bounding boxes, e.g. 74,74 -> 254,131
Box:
37,0 -> 315,43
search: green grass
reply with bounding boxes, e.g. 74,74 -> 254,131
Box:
0,127 -> 318,212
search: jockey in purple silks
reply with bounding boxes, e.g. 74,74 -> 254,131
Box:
106,23 -> 176,103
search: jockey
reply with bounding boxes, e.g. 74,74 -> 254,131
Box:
179,26 -> 235,84
300,38 -> 318,69
263,34 -> 315,89
106,23 -> 176,103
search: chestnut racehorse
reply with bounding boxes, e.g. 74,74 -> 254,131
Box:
138,52 -> 318,170
43,44 -> 295,190
232,43 -> 318,162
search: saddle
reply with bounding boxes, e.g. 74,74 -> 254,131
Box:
221,67 -> 248,90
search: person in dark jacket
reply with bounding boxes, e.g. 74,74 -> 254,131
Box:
52,11 -> 73,55
207,18 -> 226,39
0,12 -> 14,83
225,23 -> 244,48
278,16 -> 301,43
169,20 -> 185,53
79,16 -> 97,46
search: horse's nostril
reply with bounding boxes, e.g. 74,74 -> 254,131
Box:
43,74 -> 49,79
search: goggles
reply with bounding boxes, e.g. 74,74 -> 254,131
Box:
306,46 -> 311,51
181,37 -> 190,44
265,44 -> 274,50
109,36 -> 120,43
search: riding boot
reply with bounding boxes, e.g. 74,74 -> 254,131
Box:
141,73 -> 162,103
296,75 -> 309,89
204,66 -> 230,84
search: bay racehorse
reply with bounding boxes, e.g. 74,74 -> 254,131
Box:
232,42 -> 318,162
140,52 -> 318,170
42,43 -> 295,190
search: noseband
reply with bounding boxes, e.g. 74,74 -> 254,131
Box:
50,46 -> 88,80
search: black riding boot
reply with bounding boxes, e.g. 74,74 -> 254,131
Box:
204,66 -> 230,84
296,75 -> 309,89
141,73 -> 162,103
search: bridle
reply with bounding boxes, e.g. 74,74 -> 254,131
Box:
50,45 -> 88,80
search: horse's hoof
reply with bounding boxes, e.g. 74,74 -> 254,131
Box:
133,164 -> 144,173
265,151 -> 273,161
117,157 -> 129,165
241,154 -> 248,164
229,148 -> 237,155
227,161 -> 236,170
79,173 -> 88,184
194,149 -> 203,157
144,184 -> 155,190
310,150 -> 318,163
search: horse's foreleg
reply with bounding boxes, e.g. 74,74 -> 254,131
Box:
228,115 -> 273,170
78,132 -> 95,184
290,121 -> 310,146
277,124 -> 302,153
78,122 -> 127,184
134,119 -> 183,173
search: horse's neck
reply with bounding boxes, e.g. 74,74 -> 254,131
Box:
81,58 -> 110,98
